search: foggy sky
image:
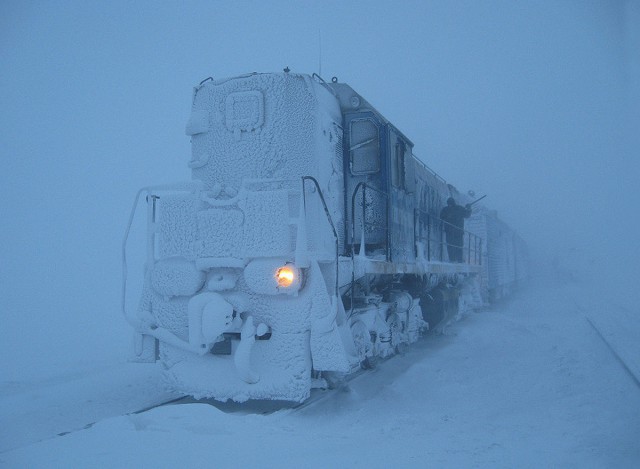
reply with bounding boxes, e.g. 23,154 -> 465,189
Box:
1,1 -> 638,377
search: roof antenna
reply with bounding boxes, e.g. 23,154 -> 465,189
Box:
318,29 -> 322,77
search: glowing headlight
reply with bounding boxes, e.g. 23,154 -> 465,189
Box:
244,259 -> 304,295
277,266 -> 295,287
276,264 -> 302,293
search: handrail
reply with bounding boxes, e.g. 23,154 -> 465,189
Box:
412,152 -> 448,185
349,182 -> 367,314
121,182 -> 202,331
311,73 -> 338,98
414,207 -> 483,265
122,187 -> 149,330
350,182 -> 366,257
301,176 -> 339,303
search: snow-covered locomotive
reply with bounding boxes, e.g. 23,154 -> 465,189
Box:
122,72 -> 527,402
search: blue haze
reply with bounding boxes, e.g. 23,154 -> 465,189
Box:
1,0 -> 638,379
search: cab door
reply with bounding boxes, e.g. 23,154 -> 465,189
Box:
344,113 -> 389,258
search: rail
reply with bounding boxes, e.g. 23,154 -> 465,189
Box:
311,73 -> 338,98
412,152 -> 448,185
301,176 -> 340,303
121,182 -> 207,356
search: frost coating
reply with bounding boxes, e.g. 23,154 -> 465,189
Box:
206,269 -> 238,291
201,297 -> 234,343
151,257 -> 205,297
158,194 -> 200,260
197,208 -> 243,258
234,316 -> 259,384
136,73 -> 350,401
240,190 -> 290,257
185,109 -> 210,137
190,74 -> 320,192
188,292 -> 234,349
225,91 -> 264,133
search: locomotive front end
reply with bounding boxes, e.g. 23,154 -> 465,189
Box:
125,72 -> 351,402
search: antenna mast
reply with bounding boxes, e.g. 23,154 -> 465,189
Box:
318,30 -> 322,77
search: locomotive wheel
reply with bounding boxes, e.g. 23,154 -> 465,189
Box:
386,312 -> 404,350
323,371 -> 349,389
350,320 -> 373,369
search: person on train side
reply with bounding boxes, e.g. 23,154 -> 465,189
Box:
440,197 -> 472,263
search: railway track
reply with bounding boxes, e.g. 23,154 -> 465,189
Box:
130,367 -> 371,417
586,316 -> 640,389
122,337 -> 426,419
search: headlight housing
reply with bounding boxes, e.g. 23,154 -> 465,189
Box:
244,259 -> 304,295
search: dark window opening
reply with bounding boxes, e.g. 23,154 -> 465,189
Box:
392,139 -> 406,189
350,119 -> 379,174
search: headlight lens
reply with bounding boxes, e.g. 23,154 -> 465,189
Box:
277,266 -> 296,287
276,264 -> 302,293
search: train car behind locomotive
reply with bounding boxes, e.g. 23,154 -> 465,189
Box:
122,71 -> 527,402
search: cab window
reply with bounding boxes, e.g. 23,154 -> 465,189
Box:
392,139 -> 406,189
350,118 -> 379,174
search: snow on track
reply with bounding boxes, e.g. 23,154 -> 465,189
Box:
0,362 -> 178,454
2,276 -> 640,468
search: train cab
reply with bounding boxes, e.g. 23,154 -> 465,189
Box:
328,80 -> 416,266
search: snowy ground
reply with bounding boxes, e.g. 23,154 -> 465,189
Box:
2,266 -> 639,468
